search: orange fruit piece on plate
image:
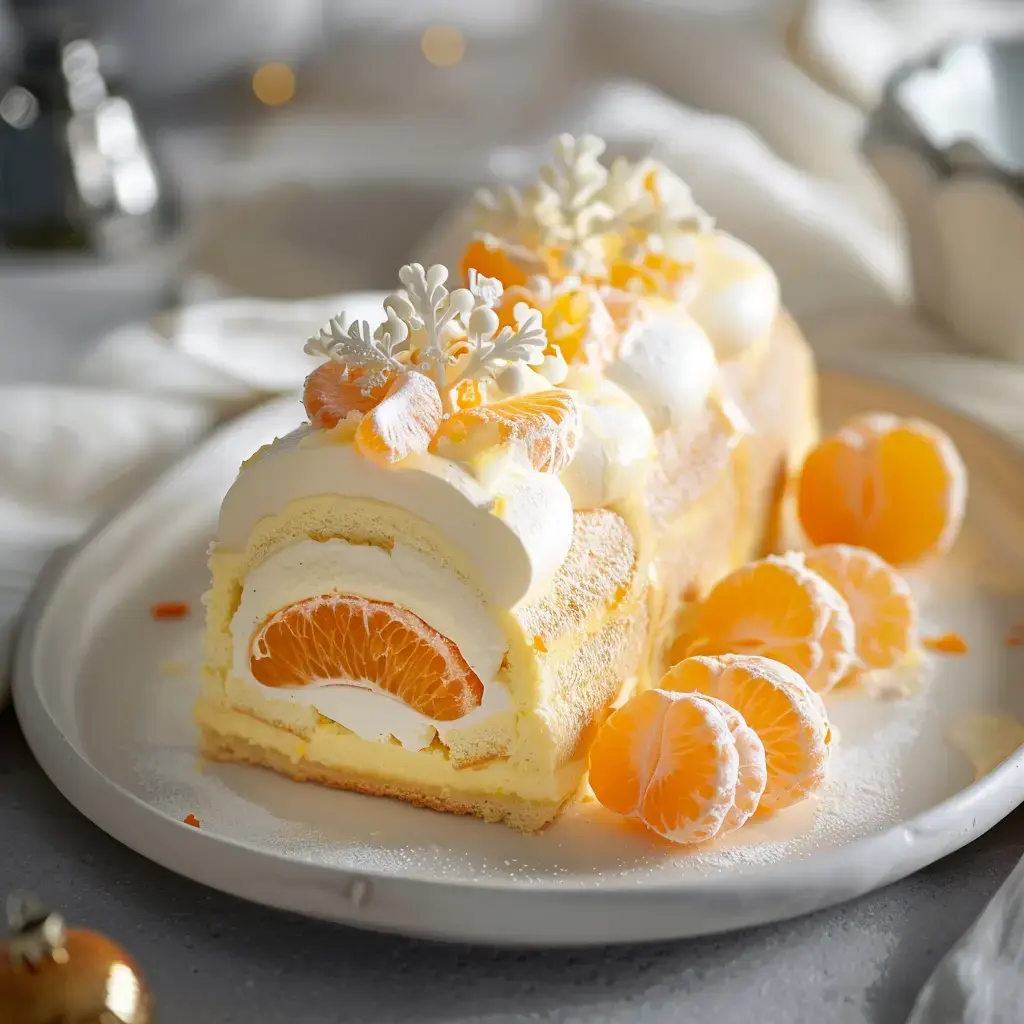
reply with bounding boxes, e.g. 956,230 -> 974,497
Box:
588,689 -> 742,845
803,544 -> 918,672
680,555 -> 858,693
354,371 -> 443,466
690,694 -> 767,834
431,388 -> 582,473
303,361 -> 392,429
661,655 -> 831,814
250,592 -> 484,721
798,414 -> 967,567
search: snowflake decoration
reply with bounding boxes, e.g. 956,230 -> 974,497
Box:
306,263 -> 548,415
304,311 -> 408,392
467,133 -> 713,280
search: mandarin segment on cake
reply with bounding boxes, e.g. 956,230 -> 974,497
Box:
196,133 -> 821,832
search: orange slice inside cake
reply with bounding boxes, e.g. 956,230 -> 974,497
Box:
660,655 -> 830,814
431,388 -> 582,473
798,414 -> 966,567
677,555 -> 858,693
588,689 -> 746,845
250,593 -> 485,721
803,544 -> 918,673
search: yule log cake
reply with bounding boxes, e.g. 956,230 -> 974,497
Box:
195,135 -> 817,830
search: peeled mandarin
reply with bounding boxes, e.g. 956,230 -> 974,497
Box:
681,555 -> 858,693
803,544 -> 918,672
460,238 -> 531,290
303,361 -> 391,429
354,370 -> 443,466
431,388 -> 581,473
660,655 -> 831,814
691,694 -> 767,834
250,592 -> 483,721
798,414 -> 967,567
588,689 -> 740,845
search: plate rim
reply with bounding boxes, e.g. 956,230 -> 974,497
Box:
13,365 -> 1024,942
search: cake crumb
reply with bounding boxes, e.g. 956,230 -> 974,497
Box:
922,632 -> 968,655
184,813 -> 201,828
151,601 -> 191,621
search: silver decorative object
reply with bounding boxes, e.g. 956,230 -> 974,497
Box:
865,37 -> 1024,363
0,2 -> 178,257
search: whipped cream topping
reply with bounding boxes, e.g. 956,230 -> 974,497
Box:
604,300 -> 719,433
687,231 -> 780,357
220,428 -> 573,609
559,369 -> 656,509
231,538 -> 511,751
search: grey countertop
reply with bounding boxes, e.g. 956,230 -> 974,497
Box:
2,709 -> 1022,1024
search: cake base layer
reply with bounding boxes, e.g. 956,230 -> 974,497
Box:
198,708 -> 579,832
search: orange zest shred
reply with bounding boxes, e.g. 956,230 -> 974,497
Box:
922,632 -> 969,655
151,601 -> 191,621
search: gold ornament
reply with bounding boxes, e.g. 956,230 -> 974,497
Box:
0,891 -> 153,1023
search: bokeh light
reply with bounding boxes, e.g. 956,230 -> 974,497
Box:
421,26 -> 466,68
252,62 -> 296,106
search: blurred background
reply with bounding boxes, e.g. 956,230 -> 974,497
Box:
4,0 -> 1024,374
2,0 -> 1024,646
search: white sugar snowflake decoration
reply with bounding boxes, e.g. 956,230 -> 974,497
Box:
466,133 -> 713,280
303,312 -> 408,392
306,263 -> 549,415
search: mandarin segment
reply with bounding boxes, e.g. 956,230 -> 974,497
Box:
692,694 -> 767,834
354,370 -> 443,466
589,689 -> 740,845
608,250 -> 694,300
803,544 -> 918,672
431,388 -> 582,473
303,361 -> 391,429
250,592 -> 484,721
798,414 -> 967,567
460,238 -> 531,291
681,555 -> 858,693
661,655 -> 830,814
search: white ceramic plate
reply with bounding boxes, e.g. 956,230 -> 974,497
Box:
14,371 -> 1024,946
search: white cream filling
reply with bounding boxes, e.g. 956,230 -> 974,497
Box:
231,538 -> 511,751
605,302 -> 719,433
687,232 -> 780,358
220,429 -> 573,609
559,370 -> 656,509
